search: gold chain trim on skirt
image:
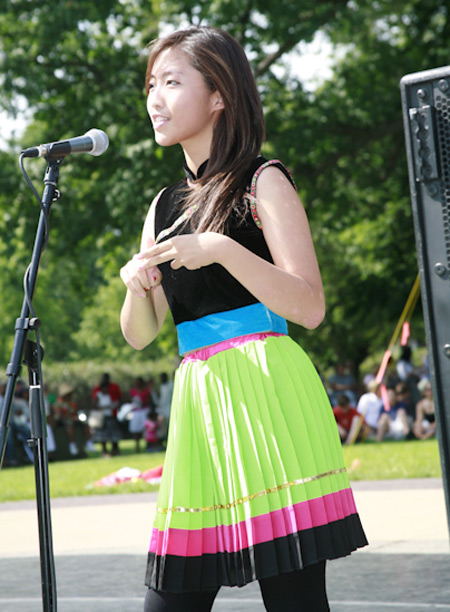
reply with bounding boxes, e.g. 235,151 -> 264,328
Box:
157,467 -> 347,514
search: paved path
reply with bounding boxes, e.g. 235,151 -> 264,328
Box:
0,478 -> 449,611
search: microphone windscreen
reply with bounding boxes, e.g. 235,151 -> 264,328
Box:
85,129 -> 109,156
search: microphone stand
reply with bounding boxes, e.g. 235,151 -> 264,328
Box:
0,156 -> 64,612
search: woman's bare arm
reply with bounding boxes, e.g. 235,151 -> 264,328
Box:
120,192 -> 169,350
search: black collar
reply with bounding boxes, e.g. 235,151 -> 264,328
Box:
183,159 -> 209,181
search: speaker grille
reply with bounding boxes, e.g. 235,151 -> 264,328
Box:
436,90 -> 450,264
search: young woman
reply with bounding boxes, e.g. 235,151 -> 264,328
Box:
120,26 -> 367,612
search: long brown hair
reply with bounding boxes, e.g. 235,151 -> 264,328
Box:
145,27 -> 265,233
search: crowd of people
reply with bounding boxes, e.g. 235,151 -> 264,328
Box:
0,346 -> 436,466
0,371 -> 174,466
0,345 -> 438,466
328,346 -> 436,445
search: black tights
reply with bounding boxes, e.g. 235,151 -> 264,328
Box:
144,561 -> 329,612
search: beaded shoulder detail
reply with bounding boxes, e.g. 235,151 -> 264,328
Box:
155,159 -> 297,241
249,159 -> 297,230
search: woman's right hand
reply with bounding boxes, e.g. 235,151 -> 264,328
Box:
120,238 -> 162,298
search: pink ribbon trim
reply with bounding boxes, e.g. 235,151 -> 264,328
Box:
182,332 -> 284,363
149,488 -> 357,557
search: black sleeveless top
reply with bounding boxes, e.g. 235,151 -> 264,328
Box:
154,157 -> 295,326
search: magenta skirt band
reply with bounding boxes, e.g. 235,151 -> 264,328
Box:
182,332 -> 284,363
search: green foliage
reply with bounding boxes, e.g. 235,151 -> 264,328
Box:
0,0 -> 446,376
71,275 -> 178,362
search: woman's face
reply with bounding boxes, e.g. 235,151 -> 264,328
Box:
147,47 -> 223,157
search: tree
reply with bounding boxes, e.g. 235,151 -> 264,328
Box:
0,0 -> 446,375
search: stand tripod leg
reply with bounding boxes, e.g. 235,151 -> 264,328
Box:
25,339 -> 57,612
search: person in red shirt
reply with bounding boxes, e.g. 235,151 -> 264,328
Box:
332,393 -> 364,444
130,376 -> 152,408
91,373 -> 122,416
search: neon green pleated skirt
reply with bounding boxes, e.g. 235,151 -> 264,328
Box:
146,334 -> 367,592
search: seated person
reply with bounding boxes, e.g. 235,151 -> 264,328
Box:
6,395 -> 34,465
144,407 -> 162,453
90,381 -> 122,457
332,393 -> 364,445
376,387 -> 410,442
394,380 -> 415,422
328,362 -> 359,405
413,378 -> 436,440
54,384 -> 95,456
357,379 -> 383,438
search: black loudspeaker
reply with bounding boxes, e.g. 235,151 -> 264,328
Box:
401,66 -> 450,534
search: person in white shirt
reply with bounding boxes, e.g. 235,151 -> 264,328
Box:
357,379 -> 383,437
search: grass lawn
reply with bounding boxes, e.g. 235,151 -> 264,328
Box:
0,440 -> 165,503
0,438 -> 442,504
342,438 -> 441,481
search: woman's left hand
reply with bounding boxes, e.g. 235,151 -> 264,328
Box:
136,232 -> 229,271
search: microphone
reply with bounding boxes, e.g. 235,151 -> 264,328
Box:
22,128 -> 109,159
